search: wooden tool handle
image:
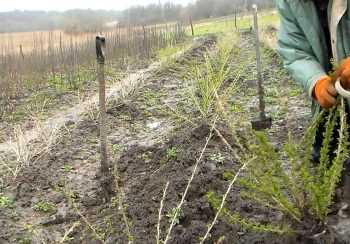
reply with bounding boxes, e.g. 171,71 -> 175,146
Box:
96,36 -> 106,64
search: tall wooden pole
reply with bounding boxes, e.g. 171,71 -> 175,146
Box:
234,9 -> 237,30
189,16 -> 195,37
252,5 -> 266,121
96,36 -> 109,175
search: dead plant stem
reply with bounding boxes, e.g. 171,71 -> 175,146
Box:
163,117 -> 218,244
200,157 -> 254,244
157,181 -> 170,244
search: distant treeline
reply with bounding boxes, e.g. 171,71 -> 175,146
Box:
0,9 -> 120,33
120,0 -> 275,25
0,0 -> 275,33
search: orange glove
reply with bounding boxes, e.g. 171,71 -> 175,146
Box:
313,76 -> 337,109
336,57 -> 350,89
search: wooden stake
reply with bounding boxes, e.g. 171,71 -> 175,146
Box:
251,4 -> 272,130
252,5 -> 266,120
189,16 -> 195,37
234,9 -> 237,30
96,36 -> 109,175
19,44 -> 24,60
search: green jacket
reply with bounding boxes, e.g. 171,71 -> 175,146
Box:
277,0 -> 350,113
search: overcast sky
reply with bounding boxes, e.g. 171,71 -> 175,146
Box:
0,0 -> 193,12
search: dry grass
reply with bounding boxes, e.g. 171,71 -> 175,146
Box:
0,23 -> 185,121
0,118 -> 61,181
0,30 -> 92,54
0,24 -> 177,55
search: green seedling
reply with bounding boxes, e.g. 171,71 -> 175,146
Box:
142,152 -> 153,163
209,152 -> 226,163
222,170 -> 235,181
62,165 -> 74,173
0,194 -> 13,208
33,201 -> 56,213
166,207 -> 183,225
166,147 -> 178,159
112,144 -> 124,155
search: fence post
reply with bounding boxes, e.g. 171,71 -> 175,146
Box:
189,16 -> 195,37
96,36 -> 112,196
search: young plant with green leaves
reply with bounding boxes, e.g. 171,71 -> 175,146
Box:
207,98 -> 349,236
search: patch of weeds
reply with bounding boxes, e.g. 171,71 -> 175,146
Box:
33,200 -> 57,213
7,91 -> 54,122
222,170 -> 235,181
142,152 -> 153,163
229,103 -> 243,113
25,92 -> 54,118
166,207 -> 183,225
141,89 -> 163,107
22,223 -> 47,243
270,107 -> 285,120
112,144 -> 125,156
48,68 -> 94,91
0,194 -> 14,208
158,44 -> 183,61
166,147 -> 178,159
209,152 -> 225,163
18,238 -> 32,244
62,165 -> 74,173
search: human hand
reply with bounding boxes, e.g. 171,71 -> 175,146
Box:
336,57 -> 350,89
313,76 -> 337,109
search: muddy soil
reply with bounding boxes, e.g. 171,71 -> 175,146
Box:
0,33 -> 322,244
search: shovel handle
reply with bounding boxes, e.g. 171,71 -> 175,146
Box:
335,79 -> 350,99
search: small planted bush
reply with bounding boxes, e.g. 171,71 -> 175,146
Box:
208,98 -> 349,236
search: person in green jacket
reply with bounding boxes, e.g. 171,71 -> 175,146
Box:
277,0 -> 350,206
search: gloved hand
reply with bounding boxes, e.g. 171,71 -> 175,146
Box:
313,76 -> 337,109
336,57 -> 350,89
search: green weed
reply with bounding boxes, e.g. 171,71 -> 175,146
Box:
166,147 -> 178,159
209,152 -> 226,163
222,170 -> 235,181
33,200 -> 57,213
62,165 -> 74,173
0,194 -> 13,208
166,207 -> 183,225
48,68 -> 94,91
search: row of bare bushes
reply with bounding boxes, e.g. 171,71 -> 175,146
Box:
0,23 -> 185,119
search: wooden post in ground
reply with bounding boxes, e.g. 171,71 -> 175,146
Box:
96,35 -> 110,178
96,36 -> 107,172
252,5 -> 265,120
19,44 -> 24,60
189,16 -> 195,36
251,4 -> 272,130
234,9 -> 237,30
